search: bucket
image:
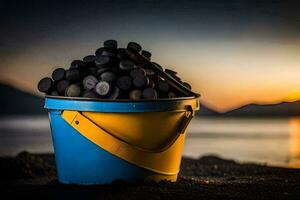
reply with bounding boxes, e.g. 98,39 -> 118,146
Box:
45,96 -> 199,184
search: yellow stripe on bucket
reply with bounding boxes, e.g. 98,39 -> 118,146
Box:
62,110 -> 192,175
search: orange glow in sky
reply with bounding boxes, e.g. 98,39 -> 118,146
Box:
1,38 -> 300,112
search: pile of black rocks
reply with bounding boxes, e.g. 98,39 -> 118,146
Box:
38,40 -> 192,100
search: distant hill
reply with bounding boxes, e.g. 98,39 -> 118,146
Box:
223,101 -> 300,117
0,84 -> 46,115
197,104 -> 220,116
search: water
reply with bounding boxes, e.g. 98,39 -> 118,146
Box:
1,115 -> 300,167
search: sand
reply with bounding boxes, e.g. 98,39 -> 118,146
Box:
1,151 -> 300,199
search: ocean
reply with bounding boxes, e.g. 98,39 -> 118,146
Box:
1,116 -> 299,168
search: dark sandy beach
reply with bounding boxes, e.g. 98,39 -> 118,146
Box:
1,151 -> 300,199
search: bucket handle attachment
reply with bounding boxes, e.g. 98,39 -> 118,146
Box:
144,105 -> 194,153
178,105 -> 194,134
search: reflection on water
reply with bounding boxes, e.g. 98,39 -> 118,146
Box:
1,116 -> 300,168
288,118 -> 300,168
185,118 -> 290,167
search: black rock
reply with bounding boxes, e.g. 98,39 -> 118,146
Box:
165,68 -> 177,76
87,67 -> 98,76
56,80 -> 70,96
95,55 -> 111,68
83,55 -> 96,67
50,90 -> 59,96
117,48 -> 129,60
119,60 -> 135,71
107,86 -> 120,100
111,65 -> 120,74
70,60 -> 86,70
81,90 -> 98,98
102,50 -> 116,57
100,72 -> 117,82
142,88 -> 158,100
127,42 -> 142,53
116,76 -> 132,91
157,81 -> 169,93
145,68 -> 155,76
66,69 -> 82,83
141,50 -> 152,59
95,81 -> 111,96
95,47 -> 105,56
83,75 -> 98,90
149,75 -> 162,83
37,40 -> 194,100
96,67 -> 111,76
126,50 -> 144,65
104,40 -> 118,50
37,77 -> 53,93
133,75 -> 149,89
130,68 -> 146,78
65,84 -> 81,97
151,62 -> 164,71
172,75 -> 181,82
129,90 -> 142,100
168,91 -> 176,98
52,68 -> 66,82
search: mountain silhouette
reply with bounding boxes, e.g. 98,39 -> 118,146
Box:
197,104 -> 220,116
223,101 -> 300,117
0,84 -> 46,115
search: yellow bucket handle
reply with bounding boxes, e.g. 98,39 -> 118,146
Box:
61,108 -> 194,175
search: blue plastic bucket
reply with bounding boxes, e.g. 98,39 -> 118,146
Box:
45,96 -> 199,184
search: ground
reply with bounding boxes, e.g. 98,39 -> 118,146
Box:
1,152 -> 300,199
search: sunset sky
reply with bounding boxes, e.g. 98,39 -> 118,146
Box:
1,0 -> 300,112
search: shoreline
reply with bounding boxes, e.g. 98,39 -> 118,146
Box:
2,151 -> 300,199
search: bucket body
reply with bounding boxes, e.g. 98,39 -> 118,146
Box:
45,96 -> 199,184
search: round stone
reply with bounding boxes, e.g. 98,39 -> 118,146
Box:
70,60 -> 86,69
119,60 -> 134,71
66,69 -> 82,83
142,88 -> 158,100
100,72 -> 116,82
104,39 -> 118,50
165,68 -> 177,76
129,89 -> 142,100
95,47 -> 105,56
107,86 -> 120,100
95,81 -> 111,96
83,55 -> 96,66
95,55 -> 110,68
37,77 -> 53,93
82,90 -> 98,98
65,84 -> 81,97
56,80 -> 70,95
133,75 -> 149,89
141,50 -> 152,58
127,42 -> 142,52
157,81 -> 169,93
168,91 -> 177,98
52,68 -> 66,82
130,68 -> 146,78
83,75 -> 98,90
116,76 -> 132,91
